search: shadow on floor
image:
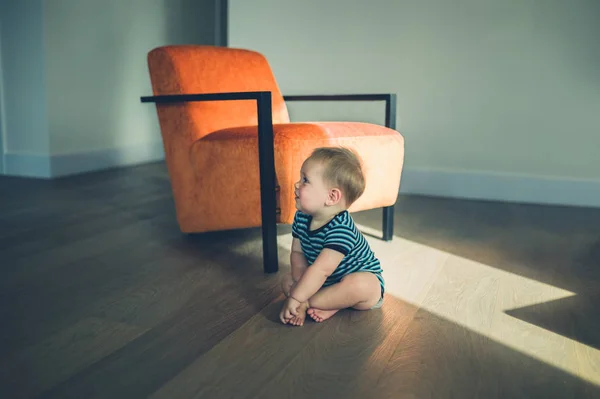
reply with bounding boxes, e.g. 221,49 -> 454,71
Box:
351,195 -> 600,353
505,293 -> 600,351
373,297 -> 599,399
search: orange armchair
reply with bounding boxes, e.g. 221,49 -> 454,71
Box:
141,45 -> 404,273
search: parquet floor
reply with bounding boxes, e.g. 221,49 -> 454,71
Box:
1,162 -> 599,398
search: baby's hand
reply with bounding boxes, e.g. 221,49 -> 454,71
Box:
279,297 -> 301,324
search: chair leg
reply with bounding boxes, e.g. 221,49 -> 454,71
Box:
382,205 -> 394,241
261,212 -> 279,273
257,92 -> 279,273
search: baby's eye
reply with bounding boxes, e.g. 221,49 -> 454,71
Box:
303,177 -> 309,183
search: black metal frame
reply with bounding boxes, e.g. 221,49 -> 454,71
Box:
141,91 -> 278,273
141,91 -> 398,274
283,93 -> 397,241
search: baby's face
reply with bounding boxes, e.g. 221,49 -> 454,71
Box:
294,160 -> 330,215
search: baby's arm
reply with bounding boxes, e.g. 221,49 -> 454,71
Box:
280,238 -> 310,324
289,249 -> 344,303
290,237 -> 308,283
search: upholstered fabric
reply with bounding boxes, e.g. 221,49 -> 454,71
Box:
148,45 -> 290,135
146,45 -> 404,234
183,122 -> 404,232
147,45 -> 290,228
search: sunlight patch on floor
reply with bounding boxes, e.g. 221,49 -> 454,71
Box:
277,224 -> 600,386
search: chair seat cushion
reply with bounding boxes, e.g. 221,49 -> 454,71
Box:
187,122 -> 404,232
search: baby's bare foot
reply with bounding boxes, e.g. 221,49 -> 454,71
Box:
307,308 -> 339,323
289,302 -> 309,326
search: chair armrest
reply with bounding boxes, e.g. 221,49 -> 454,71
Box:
283,93 -> 397,129
283,93 -> 393,102
141,91 -> 271,103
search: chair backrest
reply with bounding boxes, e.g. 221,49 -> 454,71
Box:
147,45 -> 290,143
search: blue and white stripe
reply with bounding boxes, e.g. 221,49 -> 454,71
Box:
292,210 -> 385,295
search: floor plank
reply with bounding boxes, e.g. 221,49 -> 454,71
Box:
0,317 -> 147,398
376,308 -> 598,399
256,296 -> 419,399
38,268 -> 282,398
149,299 -> 326,399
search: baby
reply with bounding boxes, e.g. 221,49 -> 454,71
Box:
279,147 -> 385,326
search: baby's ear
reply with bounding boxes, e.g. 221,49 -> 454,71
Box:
328,188 -> 342,205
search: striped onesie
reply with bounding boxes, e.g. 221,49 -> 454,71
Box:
291,210 -> 385,297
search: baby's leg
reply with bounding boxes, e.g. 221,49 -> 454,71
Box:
307,272 -> 382,322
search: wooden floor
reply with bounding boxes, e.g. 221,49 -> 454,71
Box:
1,161 -> 599,398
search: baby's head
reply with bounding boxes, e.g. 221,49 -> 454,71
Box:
294,147 -> 366,215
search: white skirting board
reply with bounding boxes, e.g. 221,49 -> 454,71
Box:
399,168 -> 600,208
4,142 -> 165,179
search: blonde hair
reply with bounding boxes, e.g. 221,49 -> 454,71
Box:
306,147 -> 366,206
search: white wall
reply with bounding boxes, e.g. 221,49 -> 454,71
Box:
0,0 -> 51,176
229,0 -> 600,207
0,0 -> 221,178
0,17 -> 4,174
45,0 -> 217,156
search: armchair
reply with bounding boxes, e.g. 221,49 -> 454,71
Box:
141,45 -> 404,274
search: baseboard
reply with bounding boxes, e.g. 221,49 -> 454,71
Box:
400,168 -> 600,208
51,142 -> 165,177
4,152 -> 52,178
4,142 -> 165,179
